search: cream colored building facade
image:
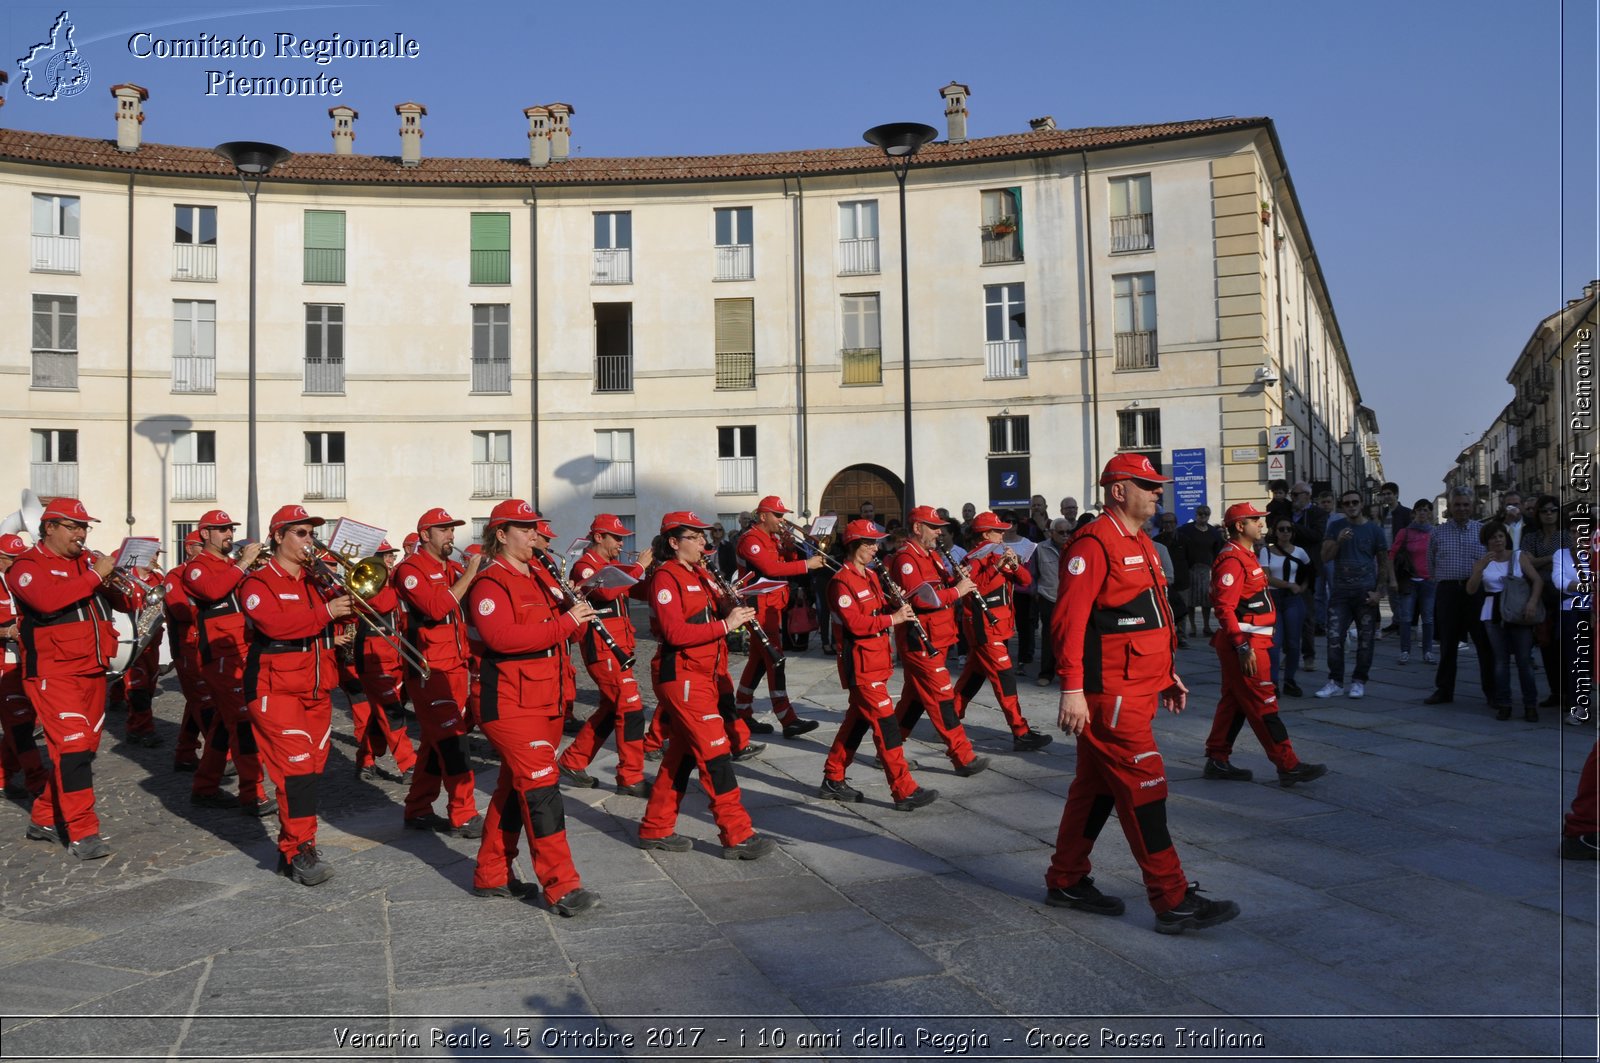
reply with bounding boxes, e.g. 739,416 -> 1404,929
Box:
2,85 -> 1371,555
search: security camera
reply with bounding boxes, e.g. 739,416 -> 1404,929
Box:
1254,365 -> 1280,385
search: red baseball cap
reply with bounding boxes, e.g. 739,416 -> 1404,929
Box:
1099,453 -> 1173,485
268,504 -> 325,535
486,499 -> 538,530
196,509 -> 238,530
841,519 -> 888,544
0,533 -> 28,557
907,505 -> 948,528
1223,502 -> 1268,524
971,511 -> 1012,533
183,530 -> 203,548
402,531 -> 420,552
590,513 -> 632,539
375,540 -> 397,554
416,507 -> 465,533
41,498 -> 97,524
464,543 -> 483,557
660,510 -> 715,533
755,496 -> 791,516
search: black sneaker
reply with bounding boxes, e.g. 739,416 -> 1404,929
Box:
744,719 -> 776,735
721,834 -> 777,860
356,764 -> 378,783
562,717 -> 583,736
731,742 -> 766,762
1563,833 -> 1600,861
172,761 -> 198,773
69,834 -> 112,861
1045,875 -> 1126,916
131,732 -> 162,748
190,791 -> 237,809
1283,681 -> 1303,698
1203,758 -> 1253,782
818,777 -> 864,803
892,787 -> 938,811
397,768 -> 414,786
559,765 -> 599,788
954,755 -> 991,778
449,814 -> 485,839
614,780 -> 650,798
1155,883 -> 1240,935
24,822 -> 62,844
241,797 -> 278,818
277,843 -> 334,886
552,887 -> 600,917
1013,729 -> 1053,752
782,719 -> 820,740
639,833 -> 693,852
644,748 -> 664,762
1277,763 -> 1327,787
474,877 -> 534,899
404,812 -> 451,832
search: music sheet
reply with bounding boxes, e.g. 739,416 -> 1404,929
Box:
326,518 -> 386,559
116,537 -> 161,570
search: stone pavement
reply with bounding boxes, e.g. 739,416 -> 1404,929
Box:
0,630 -> 1596,1062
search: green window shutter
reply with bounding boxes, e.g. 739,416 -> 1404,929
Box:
304,210 -> 346,284
470,212 -> 511,284
1008,187 -> 1023,257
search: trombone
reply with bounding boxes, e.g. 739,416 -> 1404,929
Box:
308,537 -> 432,680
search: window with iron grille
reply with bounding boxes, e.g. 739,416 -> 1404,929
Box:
304,431 -> 346,501
31,428 -> 79,498
988,416 -> 1029,455
1117,409 -> 1161,450
305,304 -> 345,393
840,294 -> 882,385
838,200 -> 880,275
714,207 -> 753,280
1113,272 -> 1158,370
1108,174 -> 1153,253
171,430 -> 217,502
471,430 -> 512,498
594,429 -> 635,497
593,212 -> 632,284
31,194 -> 80,274
717,425 -> 757,494
470,213 -> 511,284
980,187 -> 1022,263
594,303 -> 633,392
714,298 -> 755,389
471,304 -> 510,393
31,294 -> 77,389
172,300 -> 217,393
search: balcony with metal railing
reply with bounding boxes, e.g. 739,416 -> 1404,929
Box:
304,463 -> 346,501
1109,213 -> 1154,253
32,351 -> 77,389
1114,330 -> 1158,371
838,238 -> 879,275
595,353 -> 633,393
172,243 -> 218,282
980,228 -> 1021,265
304,360 -> 345,394
172,355 -> 216,394
593,460 -> 635,497
471,359 -> 511,394
715,351 -> 755,390
471,461 -> 512,498
841,348 -> 882,386
592,248 -> 633,285
31,463 -> 79,498
717,456 -> 756,495
984,340 -> 1027,379
31,235 -> 79,274
1534,424 -> 1551,449
172,463 -> 217,502
714,244 -> 753,281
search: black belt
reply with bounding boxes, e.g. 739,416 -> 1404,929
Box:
22,604 -> 93,628
255,638 -> 316,654
482,647 -> 558,662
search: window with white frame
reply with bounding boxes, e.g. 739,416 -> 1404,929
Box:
840,294 -> 882,386
173,300 -> 217,393
304,303 -> 345,393
1117,408 -> 1162,450
983,283 -> 1027,379
173,204 -> 218,281
1108,174 -> 1153,252
593,211 -> 632,284
1113,272 -> 1158,370
304,431 -> 346,501
594,429 -> 635,497
471,430 -> 512,498
980,187 -> 1022,264
838,200 -> 879,275
31,294 -> 77,389
31,194 -> 80,273
172,429 -> 217,502
471,303 -> 510,393
31,428 -> 79,497
717,425 -> 757,494
714,207 -> 753,280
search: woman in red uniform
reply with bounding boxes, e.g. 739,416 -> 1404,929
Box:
238,505 -> 356,885
468,499 -> 600,916
350,541 -> 418,784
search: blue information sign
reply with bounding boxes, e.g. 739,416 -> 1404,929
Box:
1171,448 -> 1207,526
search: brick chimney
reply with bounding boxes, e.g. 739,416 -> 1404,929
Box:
940,81 -> 970,144
524,105 -> 550,167
547,102 -> 574,161
395,101 -> 426,167
110,83 -> 149,153
329,105 -> 358,155
1029,115 -> 1055,132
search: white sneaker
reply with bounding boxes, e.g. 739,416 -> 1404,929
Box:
1315,680 -> 1344,699
1397,651 -> 1410,665
1348,682 -> 1366,699
1424,651 -> 1438,665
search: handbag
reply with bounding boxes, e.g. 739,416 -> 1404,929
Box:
786,599 -> 818,635
1500,554 -> 1545,626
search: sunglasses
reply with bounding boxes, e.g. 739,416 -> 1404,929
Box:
1129,478 -> 1165,492
1341,499 -> 1363,506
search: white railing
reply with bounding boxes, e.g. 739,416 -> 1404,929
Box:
593,460 -> 635,497
471,461 -> 512,498
471,359 -> 510,394
31,463 -> 79,498
31,234 -> 79,273
32,351 -> 77,389
172,463 -> 217,502
984,339 -> 1027,379
172,355 -> 216,393
1115,330 -> 1158,370
714,244 -> 753,281
304,463 -> 346,500
172,243 -> 218,281
717,456 -> 756,495
592,248 -> 633,285
304,360 -> 345,394
838,237 -> 879,275
1109,213 -> 1154,253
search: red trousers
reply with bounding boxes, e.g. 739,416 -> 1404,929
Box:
1205,641 -> 1299,771
1046,691 -> 1189,913
25,673 -> 106,841
250,689 -> 332,858
171,646 -> 215,768
1,667 -> 47,796
193,659 -> 265,806
401,667 -> 477,827
895,647 -> 976,768
122,643 -> 160,738
560,656 -> 645,786
1567,741 -> 1599,839
735,614 -> 799,725
646,668 -> 751,754
953,635 -> 1032,737
473,711 -> 582,903
824,677 -> 918,802
353,666 -> 417,773
641,670 -> 755,847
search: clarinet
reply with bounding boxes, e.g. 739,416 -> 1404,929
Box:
937,545 -> 997,627
703,564 -> 785,666
869,560 -> 934,655
532,550 -> 635,671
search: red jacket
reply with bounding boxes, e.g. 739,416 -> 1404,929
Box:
469,558 -> 580,721
1053,513 -> 1177,696
183,550 -> 250,665
529,550 -> 579,691
959,545 -> 1032,641
10,544 -> 131,679
163,566 -> 198,652
1,572 -> 20,674
573,548 -> 645,663
647,560 -> 728,681
352,580 -> 402,675
239,560 -> 338,701
1210,540 -> 1276,651
736,525 -> 805,616
890,541 -> 962,652
394,550 -> 469,673
829,563 -> 894,686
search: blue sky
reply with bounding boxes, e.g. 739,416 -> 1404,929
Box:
3,0 -> 1594,502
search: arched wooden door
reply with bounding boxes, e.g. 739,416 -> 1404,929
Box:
818,464 -> 904,526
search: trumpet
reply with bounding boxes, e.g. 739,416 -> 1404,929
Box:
870,560 -> 933,655
88,552 -> 145,600
307,537 -> 432,680
779,519 -> 842,572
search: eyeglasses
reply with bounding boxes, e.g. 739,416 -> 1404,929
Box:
54,521 -> 88,531
286,528 -> 315,538
1341,499 -> 1362,507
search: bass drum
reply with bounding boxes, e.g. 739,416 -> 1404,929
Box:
108,612 -> 138,676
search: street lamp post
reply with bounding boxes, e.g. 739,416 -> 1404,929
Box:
863,122 -> 937,516
214,141 -> 291,543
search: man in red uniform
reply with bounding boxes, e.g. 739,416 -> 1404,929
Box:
166,530 -> 216,772
818,520 -> 936,810
118,548 -> 165,747
1203,502 -> 1325,786
0,533 -> 48,801
240,505 -> 357,884
952,511 -> 1052,751
734,496 -> 825,739
559,514 -> 653,796
349,540 -> 418,784
11,498 -> 137,859
393,508 -> 484,838
1046,454 -> 1240,934
183,509 -> 274,816
890,507 -> 989,777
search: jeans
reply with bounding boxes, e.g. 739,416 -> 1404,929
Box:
1391,580 -> 1436,656
1270,589 -> 1306,688
1326,589 -> 1378,685
1483,619 -> 1537,709
1432,580 -> 1495,700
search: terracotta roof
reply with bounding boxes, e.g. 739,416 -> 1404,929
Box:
0,116 -> 1265,187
